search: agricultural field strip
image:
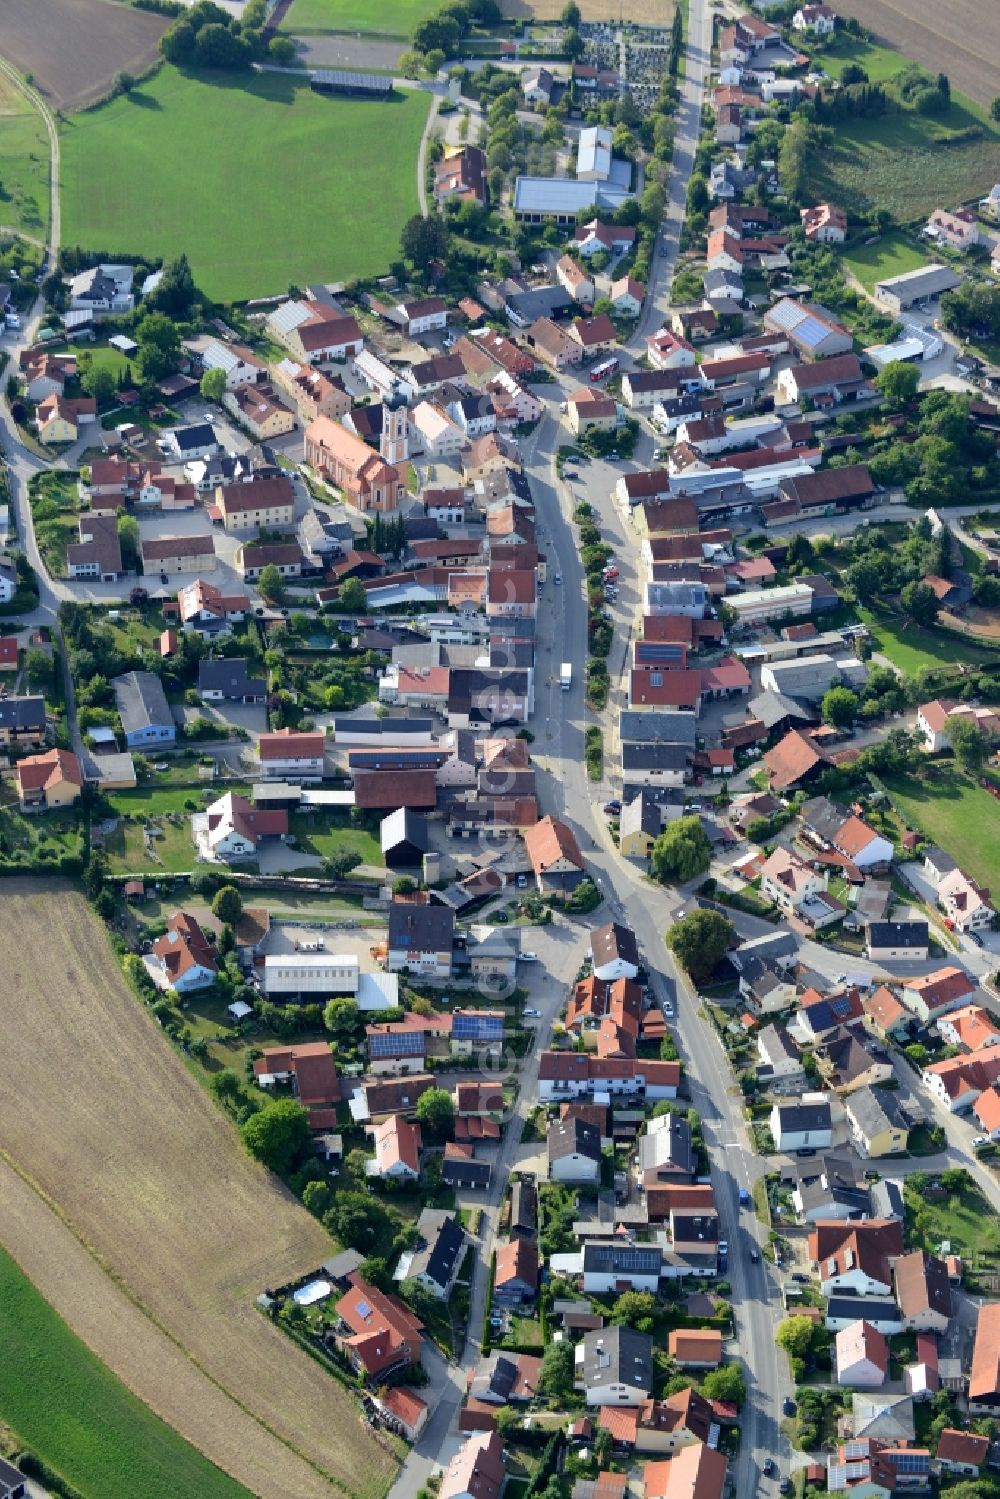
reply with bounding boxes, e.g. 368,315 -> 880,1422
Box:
0,883 -> 393,1499
0,1200 -> 252,1499
0,0 -> 168,112
830,0 -> 1000,109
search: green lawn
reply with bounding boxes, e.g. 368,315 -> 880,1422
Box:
0,1246 -> 251,1499
281,0 -> 441,35
103,815 -> 198,875
59,66 -> 430,302
806,98 -> 1000,223
885,767 -> 1000,896
818,35 -> 915,85
905,1173 -> 1000,1263
0,78 -> 50,240
842,231 -> 930,293
288,810 -> 383,866
106,786 -> 246,817
858,607 -> 1000,675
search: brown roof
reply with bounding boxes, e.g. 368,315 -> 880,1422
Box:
15,747 -> 83,795
936,1428 -> 988,1466
788,354 -> 864,390
970,1301 -> 1000,1401
336,1273 -> 424,1376
644,1441 -> 727,1499
141,533 -> 215,562
258,728 -> 325,761
572,313 -> 617,347
362,1074 -> 434,1117
893,1249 -> 951,1323
809,1219 -> 903,1286
523,814 -> 584,875
217,475 -> 294,515
495,1237 -> 539,1289
667,1329 -> 723,1364
439,1431 -> 507,1499
352,768 -> 438,810
152,909 -> 217,984
763,729 -> 825,791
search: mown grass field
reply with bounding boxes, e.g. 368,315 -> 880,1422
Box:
0,72 -> 49,241
886,767 -> 1000,896
858,607 -> 1000,675
59,66 -> 429,302
0,1247 -> 251,1499
819,35 -> 917,85
842,230 -> 929,292
0,881 -> 395,1499
281,0 -> 441,35
289,809 -> 383,865
806,98 -> 1000,223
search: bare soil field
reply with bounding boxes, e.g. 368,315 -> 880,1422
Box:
0,0 -> 168,112
0,882 -> 395,1499
831,0 -> 1000,110
501,0 -> 672,22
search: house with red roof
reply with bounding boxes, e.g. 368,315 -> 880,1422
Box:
15,747 -> 83,812
151,910 -> 218,993
335,1273 -> 424,1379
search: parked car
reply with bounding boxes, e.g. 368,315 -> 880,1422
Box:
524,1006 -> 541,1018
554,573 -> 562,585
603,799 -> 621,814
763,1460 -> 775,1477
520,951 -> 539,963
783,1397 -> 796,1417
749,1248 -> 760,1264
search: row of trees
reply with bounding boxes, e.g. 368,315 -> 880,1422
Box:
160,0 -> 296,70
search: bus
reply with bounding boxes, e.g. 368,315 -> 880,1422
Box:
589,356 -> 619,384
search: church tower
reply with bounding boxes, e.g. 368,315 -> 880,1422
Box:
381,386 -> 408,466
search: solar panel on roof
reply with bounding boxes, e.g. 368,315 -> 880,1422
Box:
794,316 -> 831,348
355,1298 -> 372,1319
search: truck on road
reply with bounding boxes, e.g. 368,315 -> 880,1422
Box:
560,662 -> 572,690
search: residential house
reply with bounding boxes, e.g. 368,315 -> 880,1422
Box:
591,921 -> 640,982
366,1020 -> 427,1077
198,338 -> 265,389
901,966 -> 975,1024
195,790 -> 288,862
845,1087 -> 909,1158
0,696 -> 46,748
776,354 -> 869,406
836,1320 -> 889,1388
151,911 -> 218,993
567,387 -> 617,436
923,1052 -> 1000,1113
573,220 -> 636,258
866,922 -> 930,963
37,393 -> 96,443
442,1142 -> 492,1191
935,1430 -> 989,1478
112,670 -> 175,747
438,1431 -> 507,1499
638,1112 -> 694,1184
386,900 -> 455,976
770,1098 -> 833,1153
397,1208 -> 467,1301
970,1301 -> 1000,1412
375,1387 -> 428,1443
799,797 -> 893,871
609,277 -> 644,318
140,533 -> 217,575
66,263 -> 134,314
272,359 -> 350,424
576,1326 -> 654,1406
939,1004 -> 1000,1053
642,1444 -> 726,1499
335,1273 -> 424,1379
548,1116 -> 602,1184
177,578 -> 249,634
809,1219 -> 903,1297
258,728 -> 326,782
759,846 -> 838,928
523,815 -> 585,893
66,513 -> 122,581
494,1239 -> 539,1306
893,1250 -> 951,1332
435,145 -> 488,206
667,1330 -> 723,1369
916,697 -> 1000,752
937,868 -> 996,932
223,384 -> 295,440
253,1041 -> 340,1109
15,748 -> 83,812
557,255 -> 596,305
793,4 -> 836,31
925,207 -> 980,252
198,658 -> 266,704
800,203 -> 847,242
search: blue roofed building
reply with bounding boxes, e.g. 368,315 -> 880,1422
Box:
451,1008 -> 505,1056
762,298 -> 854,362
366,1021 -> 427,1076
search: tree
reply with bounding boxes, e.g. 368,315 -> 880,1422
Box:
776,1316 -> 818,1362
993,97 -> 1000,122
257,564 -> 284,603
117,513 -> 140,571
876,360 -> 920,407
392,876 -> 417,895
212,884 -> 243,926
945,714 -> 989,773
700,1364 -> 746,1405
146,254 -> 198,318
415,1086 -> 454,1140
25,647 -> 52,690
77,355 -> 116,405
324,996 -> 360,1039
324,1191 -> 389,1252
401,213 -> 448,269
359,1256 -> 394,1293
651,816 -> 713,884
560,0 -> 580,23
900,580 -> 939,627
200,366 -> 227,403
665,909 -> 733,983
339,576 -> 367,612
241,1098 -> 311,1174
135,311 -> 181,381
537,1339 -> 575,1402
268,34 -> 297,63
613,1290 -> 657,1326
302,1180 -> 333,1218
821,686 -> 859,731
